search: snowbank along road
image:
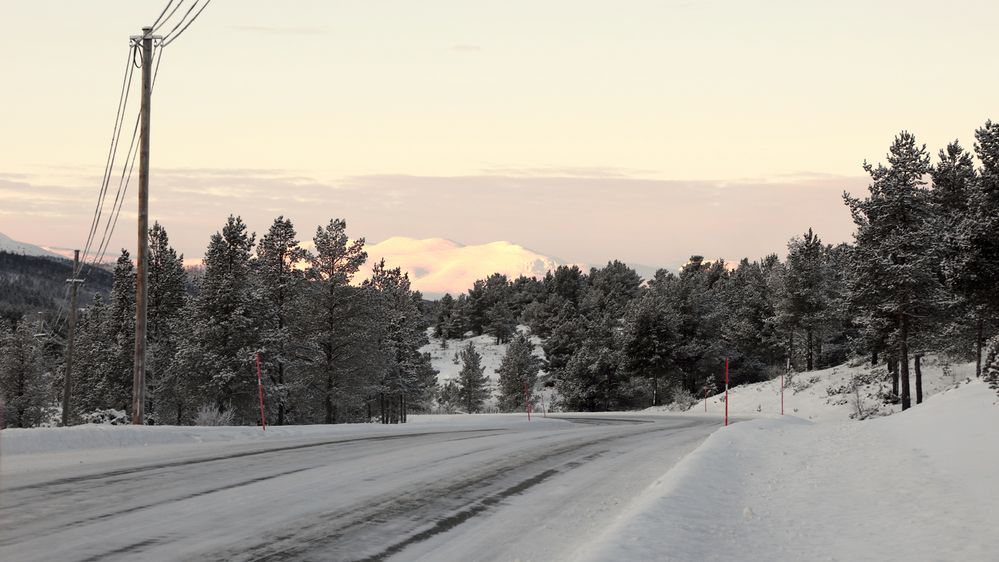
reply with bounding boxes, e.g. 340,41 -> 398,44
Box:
0,415 -> 719,561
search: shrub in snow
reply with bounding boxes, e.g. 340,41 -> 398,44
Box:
194,404 -> 235,426
81,409 -> 129,425
668,387 -> 697,411
983,336 -> 999,393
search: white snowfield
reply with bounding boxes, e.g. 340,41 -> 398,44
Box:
586,378 -> 999,562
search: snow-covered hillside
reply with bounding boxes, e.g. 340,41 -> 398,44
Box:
658,355 -> 978,423
0,231 -> 62,258
366,236 -> 583,298
420,326 -> 547,408
585,378 -> 999,561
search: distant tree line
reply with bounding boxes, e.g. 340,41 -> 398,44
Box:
1,217 -> 437,427
2,121 -> 998,426
431,121 -> 999,411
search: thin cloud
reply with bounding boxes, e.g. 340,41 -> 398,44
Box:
229,25 -> 330,36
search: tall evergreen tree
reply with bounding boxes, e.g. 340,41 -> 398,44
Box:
454,341 -> 490,413
0,319 -> 50,428
176,216 -> 259,422
301,219 -> 372,424
496,332 -> 541,412
844,132 -> 939,410
146,223 -> 187,423
255,216 -> 308,425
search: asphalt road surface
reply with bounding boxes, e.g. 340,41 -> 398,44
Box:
0,415 -> 719,561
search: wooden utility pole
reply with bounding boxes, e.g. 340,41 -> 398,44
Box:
62,250 -> 83,426
131,27 -> 154,425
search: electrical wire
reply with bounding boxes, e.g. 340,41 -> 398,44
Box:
161,0 -> 201,43
161,0 -> 211,47
150,0 -> 176,31
80,47 -> 136,275
52,44 -> 165,340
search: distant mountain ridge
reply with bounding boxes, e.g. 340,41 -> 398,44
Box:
0,232 -> 64,259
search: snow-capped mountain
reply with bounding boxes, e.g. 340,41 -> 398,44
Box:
0,231 -> 64,259
365,236 -> 585,298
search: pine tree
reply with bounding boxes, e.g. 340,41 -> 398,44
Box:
454,341 -> 490,413
255,216 -> 308,425
178,216 -> 259,422
496,332 -> 541,412
365,260 -> 434,423
302,218 -> 372,424
104,249 -> 136,413
844,132 -> 940,410
620,290 -> 681,407
0,319 -> 51,428
782,229 -> 826,371
146,223 -> 187,423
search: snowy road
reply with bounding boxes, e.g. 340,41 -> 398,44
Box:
0,415 -> 718,561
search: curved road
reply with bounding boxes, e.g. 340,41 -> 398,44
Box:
0,415 -> 718,561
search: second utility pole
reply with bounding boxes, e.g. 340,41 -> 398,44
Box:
131,27 -> 154,425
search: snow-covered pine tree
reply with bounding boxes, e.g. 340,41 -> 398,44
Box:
0,318 -> 50,428
176,216 -> 260,423
302,218 -> 373,424
146,222 -> 187,423
70,294 -> 113,418
496,332 -> 541,412
620,290 -> 680,407
844,132 -> 942,410
104,249 -> 136,413
254,216 -> 308,425
782,229 -> 826,371
454,341 -> 490,413
365,260 -> 435,423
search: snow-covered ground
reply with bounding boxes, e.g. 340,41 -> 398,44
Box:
585,376 -> 999,561
421,327 -> 549,409
661,355 -> 978,423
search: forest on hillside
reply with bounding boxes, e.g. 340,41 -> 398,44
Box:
2,122 -> 998,428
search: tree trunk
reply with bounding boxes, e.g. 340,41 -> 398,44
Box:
806,327 -> 813,371
899,313 -> 911,411
976,314 -> 984,378
277,360 -> 285,426
914,353 -> 923,404
889,355 -> 899,397
788,330 -> 795,371
652,373 -> 659,407
324,373 -> 334,425
815,330 -> 823,370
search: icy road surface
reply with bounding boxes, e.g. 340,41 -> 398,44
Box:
0,415 -> 717,561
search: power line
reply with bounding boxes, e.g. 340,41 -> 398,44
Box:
150,0 -> 177,31
162,0 -> 212,47
81,46 -> 137,273
161,0 -> 201,42
51,44 -> 165,341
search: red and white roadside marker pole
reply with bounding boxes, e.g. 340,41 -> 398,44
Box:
256,352 -> 267,431
724,357 -> 729,427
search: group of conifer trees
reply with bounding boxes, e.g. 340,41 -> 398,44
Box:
2,121 -> 998,426
1,217 -> 437,427
431,121 -> 999,411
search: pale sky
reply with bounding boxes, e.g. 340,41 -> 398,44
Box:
1,0 -> 996,268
